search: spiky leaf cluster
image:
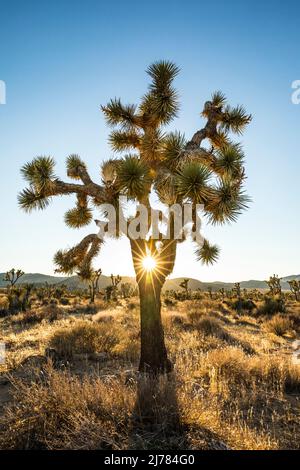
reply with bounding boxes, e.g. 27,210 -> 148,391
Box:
18,156 -> 56,212
116,155 -> 150,199
195,239 -> 220,265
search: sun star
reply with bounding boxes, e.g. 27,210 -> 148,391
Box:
142,255 -> 156,272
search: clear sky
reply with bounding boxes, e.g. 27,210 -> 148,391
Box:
0,0 -> 299,282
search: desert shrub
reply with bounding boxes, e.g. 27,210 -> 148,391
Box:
127,301 -> 138,311
68,304 -> 98,315
196,346 -> 300,397
164,298 -> 176,307
49,321 -> 119,358
264,315 -> 293,337
169,313 -> 185,326
186,309 -> 205,324
257,297 -> 285,316
0,295 -> 9,316
59,297 -> 70,305
12,305 -> 63,325
187,309 -> 229,336
231,298 -> 256,313
195,316 -> 231,341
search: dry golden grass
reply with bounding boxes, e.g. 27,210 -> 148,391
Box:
264,315 -> 294,337
49,320 -> 120,358
0,296 -> 300,450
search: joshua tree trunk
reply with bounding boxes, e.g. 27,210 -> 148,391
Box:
138,277 -> 172,374
89,285 -> 95,304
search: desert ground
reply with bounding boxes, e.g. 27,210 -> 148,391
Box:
0,291 -> 299,450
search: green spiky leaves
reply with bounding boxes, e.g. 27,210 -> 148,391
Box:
147,61 -> 180,88
196,239 -> 220,265
140,61 -> 180,125
67,154 -> 87,180
214,144 -> 244,178
221,104 -> 252,135
101,99 -> 137,130
64,206 -> 93,228
21,156 -> 55,190
64,193 -> 93,229
18,156 -> 56,212
162,131 -> 186,169
176,163 -> 212,204
18,188 -> 52,212
116,155 -> 150,198
109,130 -> 141,152
206,178 -> 250,224
211,91 -> 227,108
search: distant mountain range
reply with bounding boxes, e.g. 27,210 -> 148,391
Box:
0,273 -> 299,292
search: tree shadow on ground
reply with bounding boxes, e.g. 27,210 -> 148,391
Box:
128,372 -> 229,450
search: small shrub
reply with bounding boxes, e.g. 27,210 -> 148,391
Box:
195,316 -> 231,341
49,321 -> 119,358
0,295 -> 9,316
169,314 -> 185,326
257,297 -> 285,316
229,299 -> 256,313
60,298 -> 70,305
164,298 -> 176,307
265,315 -> 293,337
12,305 -> 63,325
127,301 -> 138,311
187,309 -> 204,324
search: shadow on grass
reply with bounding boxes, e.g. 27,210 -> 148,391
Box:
128,372 -> 229,450
128,373 -> 187,450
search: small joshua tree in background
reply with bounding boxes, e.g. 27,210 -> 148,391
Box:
4,269 -> 24,288
18,61 -> 251,373
105,274 -> 122,301
111,274 -> 122,300
288,280 -> 300,301
179,278 -> 190,299
120,282 -> 132,298
87,269 -> 102,303
219,287 -> 225,301
233,282 -> 241,299
266,275 -> 282,297
2,269 -> 33,314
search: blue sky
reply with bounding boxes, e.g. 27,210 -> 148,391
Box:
0,0 -> 299,281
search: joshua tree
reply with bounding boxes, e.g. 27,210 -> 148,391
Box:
110,274 -> 122,300
4,269 -> 25,288
288,280 -> 300,301
219,287 -> 225,301
207,286 -> 213,300
120,282 -> 132,299
266,274 -> 282,297
86,268 -> 102,303
233,282 -> 241,299
104,275 -> 122,301
179,278 -> 190,299
18,61 -> 251,373
250,288 -> 260,301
